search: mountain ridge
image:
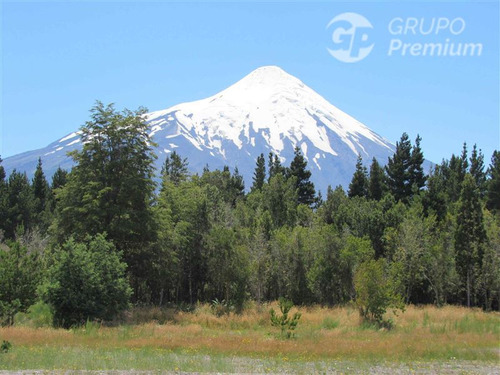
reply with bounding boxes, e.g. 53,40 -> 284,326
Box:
3,66 -> 397,192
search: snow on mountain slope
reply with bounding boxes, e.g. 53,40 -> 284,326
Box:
3,66 -> 396,192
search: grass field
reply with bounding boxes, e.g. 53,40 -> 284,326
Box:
0,303 -> 498,373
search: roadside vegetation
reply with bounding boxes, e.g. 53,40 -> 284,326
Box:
0,102 -> 499,371
0,304 -> 498,372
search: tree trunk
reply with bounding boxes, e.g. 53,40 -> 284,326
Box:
159,288 -> 164,306
466,269 -> 471,308
189,270 -> 193,305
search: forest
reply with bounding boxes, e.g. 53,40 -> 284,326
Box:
1,102 -> 499,328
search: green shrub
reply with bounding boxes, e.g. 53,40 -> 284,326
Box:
14,301 -> 53,328
1,340 -> 11,353
270,297 -> 301,339
0,240 -> 43,325
41,234 -> 132,328
354,259 -> 405,328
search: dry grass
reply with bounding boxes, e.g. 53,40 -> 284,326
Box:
1,304 -> 499,366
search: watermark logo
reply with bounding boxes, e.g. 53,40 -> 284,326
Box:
326,12 -> 374,63
327,14 -> 483,62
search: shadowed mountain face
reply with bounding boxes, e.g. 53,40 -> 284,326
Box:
3,66 -> 396,192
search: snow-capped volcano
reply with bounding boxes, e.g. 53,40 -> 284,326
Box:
3,66 -> 395,191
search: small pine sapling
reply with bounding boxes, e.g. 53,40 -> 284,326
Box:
270,297 -> 301,339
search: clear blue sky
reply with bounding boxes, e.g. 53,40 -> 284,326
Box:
1,1 -> 499,164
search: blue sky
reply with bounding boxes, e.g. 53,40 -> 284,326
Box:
1,1 -> 499,164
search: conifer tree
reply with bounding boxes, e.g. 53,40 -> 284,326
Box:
268,152 -> 284,180
386,133 -> 412,202
486,150 -> 500,212
231,167 -> 245,199
469,144 -> 486,196
455,173 -> 486,307
0,240 -> 43,324
48,167 -> 68,212
32,158 -> 49,218
0,156 -> 5,187
446,143 -> 469,202
161,151 -> 189,187
423,165 -> 448,221
348,154 -> 368,198
5,171 -> 34,238
288,146 -> 316,206
409,135 -> 426,192
251,153 -> 266,191
368,157 -> 385,200
51,167 -> 68,191
0,157 -> 6,237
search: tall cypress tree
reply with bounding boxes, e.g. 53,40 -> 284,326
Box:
486,150 -> 500,212
386,133 -> 412,202
368,157 -> 385,200
288,146 -> 316,206
348,154 -> 368,198
455,173 -> 486,307
251,153 -> 266,191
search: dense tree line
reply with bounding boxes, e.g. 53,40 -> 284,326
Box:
0,102 -> 499,326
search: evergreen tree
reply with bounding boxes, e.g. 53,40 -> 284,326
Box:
47,167 -> 68,212
469,144 -> 486,196
200,166 -> 244,207
0,156 -> 5,187
231,167 -> 245,202
4,170 -> 34,239
368,158 -> 385,200
446,143 -> 468,202
288,146 -> 316,206
386,133 -> 413,202
0,157 -> 6,237
0,240 -> 43,325
409,134 -> 426,192
486,150 -> 500,212
348,154 -> 368,198
161,151 -> 189,187
251,153 -> 266,191
455,173 -> 487,307
268,152 -> 284,180
32,158 -> 49,218
423,165 -> 448,221
51,167 -> 68,191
